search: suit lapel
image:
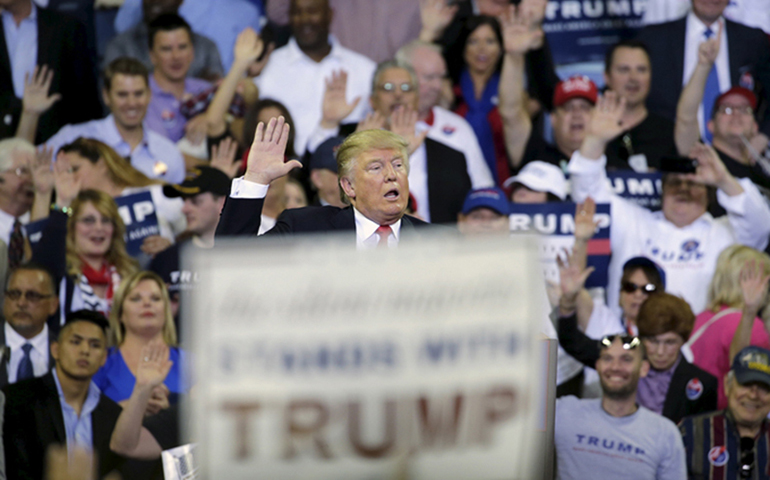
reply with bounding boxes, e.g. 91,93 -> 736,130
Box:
0,19 -> 12,88
0,325 -> 7,387
672,18 -> 687,92
41,373 -> 67,442
663,359 -> 687,420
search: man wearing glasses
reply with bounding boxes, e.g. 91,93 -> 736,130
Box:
555,283 -> 687,479
0,264 -> 58,388
309,61 -> 473,224
680,345 -> 770,479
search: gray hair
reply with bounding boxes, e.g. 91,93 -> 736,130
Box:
0,138 -> 34,172
395,40 -> 443,69
371,60 -> 418,94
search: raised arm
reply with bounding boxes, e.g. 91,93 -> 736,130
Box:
15,66 -> 61,143
729,260 -> 770,363
30,147 -> 54,221
572,198 -> 600,329
418,0 -> 458,42
675,24 -> 720,155
205,28 -> 267,139
556,246 -> 599,366
498,4 -> 540,170
110,343 -> 173,459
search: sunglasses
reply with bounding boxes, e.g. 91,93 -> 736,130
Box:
740,437 -> 755,479
600,335 -> 641,350
621,281 -> 657,294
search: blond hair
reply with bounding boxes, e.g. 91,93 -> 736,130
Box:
109,270 -> 177,346
59,138 -> 161,188
707,245 -> 770,322
0,138 -> 34,171
336,129 -> 409,203
66,190 -> 138,279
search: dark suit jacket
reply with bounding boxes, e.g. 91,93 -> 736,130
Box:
663,358 -> 717,425
637,18 -> 770,133
0,8 -> 101,143
0,322 -> 57,389
3,372 -> 124,480
216,196 -> 432,240
333,124 -> 472,224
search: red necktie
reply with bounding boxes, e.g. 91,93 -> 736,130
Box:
376,225 -> 392,248
8,219 -> 23,270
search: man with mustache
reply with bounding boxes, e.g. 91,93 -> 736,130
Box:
0,139 -> 35,270
0,264 -> 58,388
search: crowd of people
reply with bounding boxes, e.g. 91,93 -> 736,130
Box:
0,0 -> 767,478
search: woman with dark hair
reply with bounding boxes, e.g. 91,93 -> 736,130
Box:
453,16 -> 510,185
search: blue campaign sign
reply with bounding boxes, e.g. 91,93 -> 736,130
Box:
115,191 -> 161,257
606,171 -> 662,211
543,0 -> 648,65
509,202 -> 611,289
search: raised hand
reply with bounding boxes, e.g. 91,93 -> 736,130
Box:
233,27 -> 265,69
184,113 -> 208,145
321,70 -> 361,129
586,91 -> 626,142
244,116 -> 302,185
388,105 -> 428,155
139,235 -> 172,256
740,259 -> 770,317
355,111 -> 386,132
32,146 -> 54,196
210,136 -> 240,178
419,0 -> 458,41
686,142 -> 734,189
557,248 -> 595,313
499,4 -> 544,55
697,21 -> 721,66
519,0 -> 547,29
53,153 -> 81,208
22,65 -> 61,115
573,197 -> 599,242
135,342 -> 173,390
144,384 -> 170,416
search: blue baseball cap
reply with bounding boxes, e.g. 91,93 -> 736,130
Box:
732,346 -> 770,388
461,187 -> 509,216
309,136 -> 345,173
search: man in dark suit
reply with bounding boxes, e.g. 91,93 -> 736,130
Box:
0,264 -> 58,388
637,0 -> 770,138
311,61 -> 471,224
3,309 -> 124,480
0,0 -> 101,143
217,116 -> 432,246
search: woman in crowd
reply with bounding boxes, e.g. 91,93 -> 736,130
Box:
93,270 -> 187,405
33,183 -> 138,324
54,138 -> 185,247
683,245 -> 770,408
453,16 -> 510,185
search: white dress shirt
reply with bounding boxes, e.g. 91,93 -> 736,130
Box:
254,36 -> 375,156
229,177 -> 401,249
683,13 -> 730,141
2,2 -> 37,98
6,322 -> 49,384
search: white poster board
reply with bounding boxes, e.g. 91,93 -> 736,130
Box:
187,233 -> 547,479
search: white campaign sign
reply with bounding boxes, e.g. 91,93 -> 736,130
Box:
187,233 -> 546,479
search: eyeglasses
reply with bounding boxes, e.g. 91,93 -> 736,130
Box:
5,289 -> 53,303
740,437 -> 755,479
600,335 -> 641,350
76,216 -> 113,227
717,105 -> 753,116
621,281 -> 657,294
378,82 -> 414,93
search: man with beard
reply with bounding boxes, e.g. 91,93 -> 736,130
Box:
555,281 -> 686,479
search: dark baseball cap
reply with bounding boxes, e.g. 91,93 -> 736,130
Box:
623,256 -> 666,289
309,136 -> 345,173
163,166 -> 231,198
732,346 -> 770,388
461,187 -> 509,216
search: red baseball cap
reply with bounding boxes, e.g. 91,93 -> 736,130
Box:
553,76 -> 598,108
714,86 -> 757,111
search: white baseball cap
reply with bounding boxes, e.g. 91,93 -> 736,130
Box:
503,161 -> 567,200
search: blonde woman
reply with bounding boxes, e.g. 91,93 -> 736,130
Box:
683,245 -> 770,409
93,270 -> 187,407
33,188 -> 138,324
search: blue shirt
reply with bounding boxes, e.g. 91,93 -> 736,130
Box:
52,368 -> 102,451
146,75 -> 211,142
2,2 -> 38,98
114,0 -> 264,70
45,115 -> 185,184
92,346 -> 188,404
